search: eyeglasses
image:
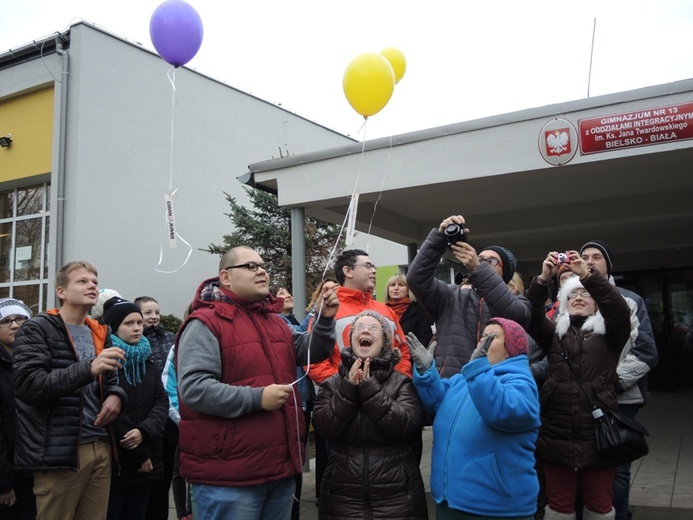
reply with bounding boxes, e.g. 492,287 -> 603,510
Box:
478,257 -> 503,267
568,290 -> 592,300
224,262 -> 266,272
353,323 -> 382,333
351,262 -> 377,270
0,316 -> 28,328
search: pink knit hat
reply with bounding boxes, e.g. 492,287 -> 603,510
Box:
486,317 -> 528,358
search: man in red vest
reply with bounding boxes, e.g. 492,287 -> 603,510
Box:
177,246 -> 339,520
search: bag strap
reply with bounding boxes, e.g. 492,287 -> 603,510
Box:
559,348 -> 606,421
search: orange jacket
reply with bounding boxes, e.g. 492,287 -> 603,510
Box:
306,286 -> 412,384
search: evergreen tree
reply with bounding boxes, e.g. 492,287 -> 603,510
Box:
204,187 -> 344,294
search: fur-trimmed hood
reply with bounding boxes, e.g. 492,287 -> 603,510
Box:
555,275 -> 605,339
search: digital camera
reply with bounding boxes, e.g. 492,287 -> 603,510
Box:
444,223 -> 467,246
557,252 -> 571,264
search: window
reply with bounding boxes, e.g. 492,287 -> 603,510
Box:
0,182 -> 50,314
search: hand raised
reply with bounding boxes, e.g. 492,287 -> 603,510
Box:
348,358 -> 363,384
470,333 -> 495,362
90,347 -> 125,377
407,332 -> 433,373
316,285 -> 340,319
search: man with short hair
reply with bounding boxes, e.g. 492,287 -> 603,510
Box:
307,249 -> 412,385
0,298 -> 35,519
13,261 -> 127,520
580,240 -> 658,520
407,215 -> 531,378
176,246 -> 339,520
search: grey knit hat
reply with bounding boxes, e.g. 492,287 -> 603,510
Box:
0,298 -> 32,320
349,310 -> 393,352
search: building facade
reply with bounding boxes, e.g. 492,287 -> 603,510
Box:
0,22 -> 354,315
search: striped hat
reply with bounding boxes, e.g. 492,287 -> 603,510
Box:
0,298 -> 32,320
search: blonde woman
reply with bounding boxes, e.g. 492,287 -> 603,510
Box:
385,273 -> 434,348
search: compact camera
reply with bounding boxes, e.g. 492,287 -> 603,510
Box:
557,252 -> 571,264
444,223 -> 467,246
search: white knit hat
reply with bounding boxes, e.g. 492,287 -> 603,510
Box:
555,276 -> 605,339
0,298 -> 32,320
90,288 -> 122,319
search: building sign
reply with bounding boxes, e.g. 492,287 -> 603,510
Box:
579,102 -> 693,154
538,118 -> 578,166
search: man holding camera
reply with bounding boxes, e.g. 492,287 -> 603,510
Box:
579,240 -> 658,520
407,215 -> 531,378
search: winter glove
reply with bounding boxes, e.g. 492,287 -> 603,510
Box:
469,333 -> 495,362
407,332 -> 433,373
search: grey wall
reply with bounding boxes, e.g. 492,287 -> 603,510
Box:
58,25 -> 355,315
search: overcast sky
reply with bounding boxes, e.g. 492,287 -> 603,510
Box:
1,0 -> 692,140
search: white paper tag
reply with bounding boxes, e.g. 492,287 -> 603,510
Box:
345,193 -> 359,246
165,193 -> 177,248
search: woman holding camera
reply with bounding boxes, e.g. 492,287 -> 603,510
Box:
526,251 -> 631,520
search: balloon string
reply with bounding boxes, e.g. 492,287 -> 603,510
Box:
167,68 -> 178,193
155,226 -> 193,274
365,134 -> 392,252
155,67 -> 192,274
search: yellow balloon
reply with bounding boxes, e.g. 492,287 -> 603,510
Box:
380,47 -> 406,84
343,53 -> 395,118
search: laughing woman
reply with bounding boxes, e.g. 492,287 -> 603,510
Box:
312,311 -> 427,520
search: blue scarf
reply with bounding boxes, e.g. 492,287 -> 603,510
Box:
110,334 -> 152,386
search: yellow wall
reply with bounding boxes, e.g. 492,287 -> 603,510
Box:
0,88 -> 54,182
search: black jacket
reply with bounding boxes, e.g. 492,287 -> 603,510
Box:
143,325 -> 175,373
313,349 -> 428,519
110,358 -> 169,484
0,345 -> 15,493
391,301 -> 434,348
12,311 -> 127,472
407,228 -> 531,378
527,272 -> 632,469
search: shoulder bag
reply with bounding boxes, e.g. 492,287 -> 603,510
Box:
560,348 -> 649,465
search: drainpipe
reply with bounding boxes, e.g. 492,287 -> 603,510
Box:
291,207 -> 306,321
54,37 -> 69,281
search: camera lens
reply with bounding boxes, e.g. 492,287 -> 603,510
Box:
444,223 -> 466,246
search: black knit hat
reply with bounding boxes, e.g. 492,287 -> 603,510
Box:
483,246 -> 517,284
103,297 -> 142,332
580,240 -> 614,274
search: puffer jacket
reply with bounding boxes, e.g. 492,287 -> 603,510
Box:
526,271 -> 631,469
143,324 -> 175,373
407,228 -> 531,378
12,310 -> 126,471
0,344 -> 15,493
312,348 -> 427,520
177,277 -> 336,487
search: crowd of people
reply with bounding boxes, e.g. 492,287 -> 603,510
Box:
0,214 -> 658,520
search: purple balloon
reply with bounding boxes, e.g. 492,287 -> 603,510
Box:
149,0 -> 204,67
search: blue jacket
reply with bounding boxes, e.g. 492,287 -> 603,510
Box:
414,355 -> 540,516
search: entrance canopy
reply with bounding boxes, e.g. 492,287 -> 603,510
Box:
242,79 -> 693,275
